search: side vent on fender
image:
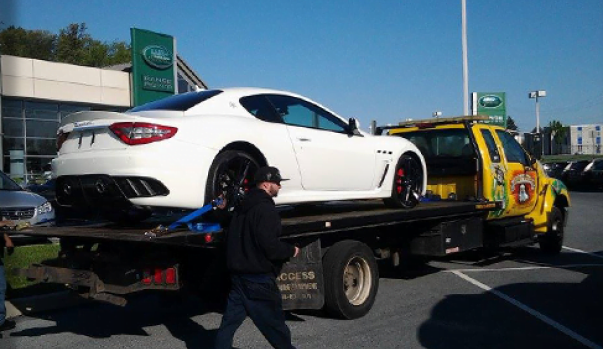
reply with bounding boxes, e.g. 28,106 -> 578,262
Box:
378,164 -> 390,188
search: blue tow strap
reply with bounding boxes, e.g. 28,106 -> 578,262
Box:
167,198 -> 224,233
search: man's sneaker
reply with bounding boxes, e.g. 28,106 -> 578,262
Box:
0,319 -> 16,331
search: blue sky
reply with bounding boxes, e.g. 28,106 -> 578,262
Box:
3,0 -> 602,132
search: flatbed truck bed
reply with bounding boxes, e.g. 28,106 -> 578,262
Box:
14,199 -> 513,319
16,200 -> 499,243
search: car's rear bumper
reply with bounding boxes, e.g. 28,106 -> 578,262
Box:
53,144 -> 217,209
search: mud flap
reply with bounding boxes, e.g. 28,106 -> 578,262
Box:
277,239 -> 324,310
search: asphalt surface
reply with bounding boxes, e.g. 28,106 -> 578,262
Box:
1,190 -> 602,349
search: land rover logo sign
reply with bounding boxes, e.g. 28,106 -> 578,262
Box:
142,45 -> 173,70
478,95 -> 503,108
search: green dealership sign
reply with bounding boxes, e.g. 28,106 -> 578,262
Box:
131,28 -> 176,106
471,92 -> 507,128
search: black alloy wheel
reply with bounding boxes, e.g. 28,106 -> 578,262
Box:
384,154 -> 423,209
205,150 -> 260,211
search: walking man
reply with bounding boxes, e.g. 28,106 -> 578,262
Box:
0,223 -> 16,331
215,166 -> 299,349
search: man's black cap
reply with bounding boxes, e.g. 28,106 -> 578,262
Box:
254,166 -> 289,184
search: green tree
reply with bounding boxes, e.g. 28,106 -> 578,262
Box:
55,23 -> 90,64
0,26 -> 31,57
0,23 -> 130,67
549,120 -> 567,148
26,30 -> 56,60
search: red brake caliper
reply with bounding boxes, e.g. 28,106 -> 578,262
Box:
396,168 -> 404,194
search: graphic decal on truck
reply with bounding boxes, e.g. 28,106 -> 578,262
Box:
489,164 -> 508,218
510,171 -> 537,205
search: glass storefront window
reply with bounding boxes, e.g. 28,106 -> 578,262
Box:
26,120 -> 59,138
26,139 -> 56,156
25,101 -> 59,120
1,100 -> 23,118
2,138 -> 25,157
26,156 -> 54,183
2,118 -> 25,137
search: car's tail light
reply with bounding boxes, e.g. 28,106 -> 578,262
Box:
57,130 -> 70,151
109,122 -> 178,145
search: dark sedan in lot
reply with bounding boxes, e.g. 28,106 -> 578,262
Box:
582,158 -> 603,188
543,161 -> 569,179
561,160 -> 591,187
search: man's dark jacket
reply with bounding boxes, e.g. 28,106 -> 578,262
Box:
225,188 -> 295,276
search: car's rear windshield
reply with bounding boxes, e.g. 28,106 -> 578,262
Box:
0,171 -> 22,191
393,128 -> 474,158
129,90 -> 223,112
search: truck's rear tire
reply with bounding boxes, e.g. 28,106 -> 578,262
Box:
538,206 -> 564,254
322,240 -> 378,319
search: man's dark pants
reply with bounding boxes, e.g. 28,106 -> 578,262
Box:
215,274 -> 295,349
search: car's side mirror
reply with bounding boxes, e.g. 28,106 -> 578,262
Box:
348,118 -> 362,136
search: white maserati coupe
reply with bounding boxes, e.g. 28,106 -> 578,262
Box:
53,88 -> 426,218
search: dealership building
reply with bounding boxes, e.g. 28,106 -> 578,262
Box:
0,30 -> 207,183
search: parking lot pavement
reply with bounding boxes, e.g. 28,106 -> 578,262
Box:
421,244 -> 603,349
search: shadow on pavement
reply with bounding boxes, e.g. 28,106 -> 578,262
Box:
8,292 -> 227,349
417,249 -> 603,349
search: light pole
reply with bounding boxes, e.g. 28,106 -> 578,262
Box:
529,90 -> 546,158
461,0 -> 469,115
529,90 -> 546,132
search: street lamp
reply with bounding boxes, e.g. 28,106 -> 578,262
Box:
461,0 -> 469,115
433,111 -> 442,118
529,90 -> 546,132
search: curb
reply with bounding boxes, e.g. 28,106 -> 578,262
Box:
5,291 -> 89,319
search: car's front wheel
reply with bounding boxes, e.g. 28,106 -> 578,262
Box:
384,154 -> 423,209
205,150 -> 260,211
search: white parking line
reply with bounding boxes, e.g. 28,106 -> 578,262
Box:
451,270 -> 602,349
447,263 -> 603,273
563,246 -> 603,260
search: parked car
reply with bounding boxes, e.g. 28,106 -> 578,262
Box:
0,170 -> 55,225
561,160 -> 590,187
26,178 -> 56,203
53,88 -> 427,218
542,161 -> 568,179
581,158 -> 603,188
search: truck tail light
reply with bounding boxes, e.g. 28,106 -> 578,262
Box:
165,268 -> 177,284
109,122 -> 177,145
154,268 -> 163,284
57,130 -> 70,151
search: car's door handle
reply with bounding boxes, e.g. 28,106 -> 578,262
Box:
297,138 -> 311,142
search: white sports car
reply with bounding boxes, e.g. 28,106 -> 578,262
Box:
53,88 -> 426,217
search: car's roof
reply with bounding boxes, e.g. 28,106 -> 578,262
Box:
215,87 -> 307,100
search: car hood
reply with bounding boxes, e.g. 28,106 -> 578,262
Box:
0,190 -> 46,208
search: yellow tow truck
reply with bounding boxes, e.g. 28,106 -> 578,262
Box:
380,116 -> 570,254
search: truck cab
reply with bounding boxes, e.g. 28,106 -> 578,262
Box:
381,116 -> 570,253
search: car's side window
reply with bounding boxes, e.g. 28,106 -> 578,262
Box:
480,129 -> 501,163
495,130 -> 529,166
266,95 -> 348,133
239,95 -> 282,123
